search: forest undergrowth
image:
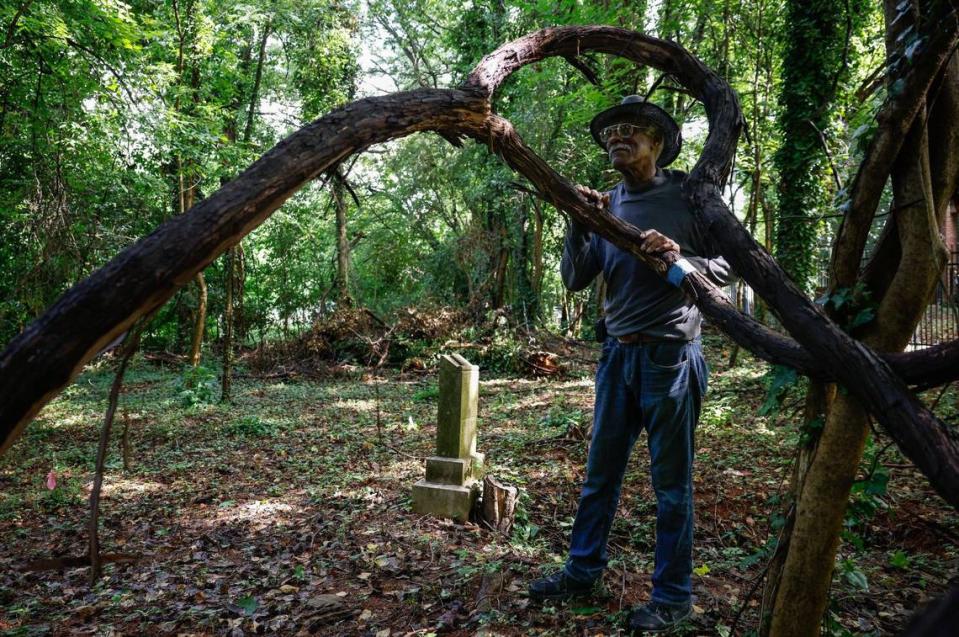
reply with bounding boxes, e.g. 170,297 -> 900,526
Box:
1,331 -> 956,636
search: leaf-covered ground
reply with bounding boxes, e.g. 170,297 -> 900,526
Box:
1,332 -> 957,636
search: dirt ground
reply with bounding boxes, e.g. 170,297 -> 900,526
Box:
1,332 -> 957,636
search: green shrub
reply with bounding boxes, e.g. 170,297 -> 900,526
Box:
227,415 -> 277,438
176,365 -> 219,407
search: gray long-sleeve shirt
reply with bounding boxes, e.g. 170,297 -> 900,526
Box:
561,168 -> 733,341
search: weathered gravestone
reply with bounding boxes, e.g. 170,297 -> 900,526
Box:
412,354 -> 484,521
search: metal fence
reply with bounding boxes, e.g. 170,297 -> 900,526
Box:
911,250 -> 959,348
722,249 -> 959,349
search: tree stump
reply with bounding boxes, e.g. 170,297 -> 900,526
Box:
481,475 -> 518,535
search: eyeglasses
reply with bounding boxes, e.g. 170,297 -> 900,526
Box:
598,123 -> 661,145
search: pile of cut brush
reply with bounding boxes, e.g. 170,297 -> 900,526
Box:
246,306 -> 578,378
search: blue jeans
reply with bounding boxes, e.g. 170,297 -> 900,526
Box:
564,337 -> 708,606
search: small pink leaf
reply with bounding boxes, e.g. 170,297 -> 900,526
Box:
46,470 -> 57,490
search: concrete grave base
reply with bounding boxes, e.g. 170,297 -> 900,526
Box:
425,456 -> 469,484
412,479 -> 476,522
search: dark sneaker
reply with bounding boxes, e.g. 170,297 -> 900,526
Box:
528,570 -> 595,601
627,601 -> 692,633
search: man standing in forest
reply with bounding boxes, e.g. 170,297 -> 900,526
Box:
528,96 -> 732,633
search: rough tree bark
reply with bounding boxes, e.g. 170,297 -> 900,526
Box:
770,111 -> 948,637
481,475 -> 518,535
332,171 -> 352,305
1,22 -> 959,571
469,22 -> 959,508
188,272 -> 206,367
767,0 -> 959,630
174,0 -> 207,369
221,246 -> 235,402
759,381 -> 833,630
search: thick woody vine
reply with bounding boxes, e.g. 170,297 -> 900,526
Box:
1,21 -> 959,506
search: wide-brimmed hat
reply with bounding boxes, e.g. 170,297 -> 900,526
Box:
589,95 -> 682,167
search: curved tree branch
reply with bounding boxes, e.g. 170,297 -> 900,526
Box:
0,87 -> 490,452
467,25 -> 959,506
2,26 -> 959,509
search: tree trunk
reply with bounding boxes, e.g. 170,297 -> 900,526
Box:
243,19 -> 270,144
759,382 -> 831,634
189,271 -> 206,367
531,197 -> 544,301
768,3 -> 953,628
773,0 -> 849,291
513,198 -> 535,328
218,13 -> 268,396
492,239 -> 509,311
221,247 -> 235,401
770,128 -> 948,637
595,274 -> 607,323
174,0 -> 207,366
235,242 -> 246,344
89,322 -> 144,583
332,174 -> 352,305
